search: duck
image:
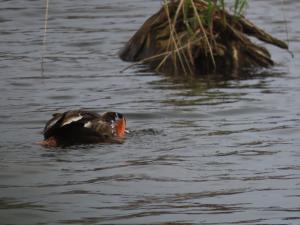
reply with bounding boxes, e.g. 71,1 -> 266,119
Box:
40,110 -> 126,147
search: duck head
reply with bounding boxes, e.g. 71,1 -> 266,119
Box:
101,112 -> 126,138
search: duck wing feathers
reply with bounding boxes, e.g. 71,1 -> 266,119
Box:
43,110 -> 102,140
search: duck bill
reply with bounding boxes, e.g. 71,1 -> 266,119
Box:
115,117 -> 126,138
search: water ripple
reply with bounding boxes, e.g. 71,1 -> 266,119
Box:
0,0 -> 300,224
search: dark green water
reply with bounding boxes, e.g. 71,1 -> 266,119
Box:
0,0 -> 300,224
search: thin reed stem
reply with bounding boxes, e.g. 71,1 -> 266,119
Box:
41,0 -> 49,74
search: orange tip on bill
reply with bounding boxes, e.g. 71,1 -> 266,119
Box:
115,117 -> 126,138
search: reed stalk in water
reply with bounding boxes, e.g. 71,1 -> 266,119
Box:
41,0 -> 49,74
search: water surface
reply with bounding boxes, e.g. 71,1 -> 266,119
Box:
0,0 -> 300,224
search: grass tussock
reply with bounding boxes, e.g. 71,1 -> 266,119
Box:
120,0 -> 289,77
